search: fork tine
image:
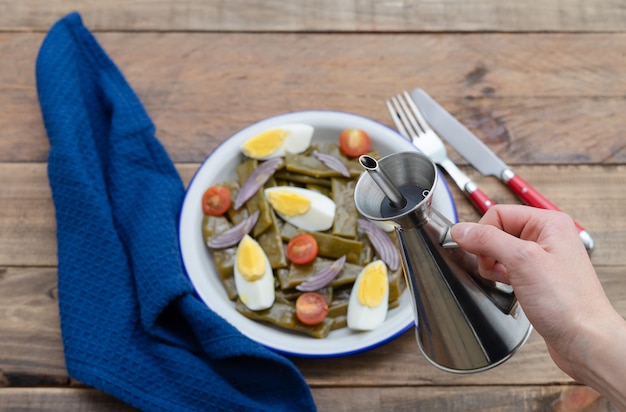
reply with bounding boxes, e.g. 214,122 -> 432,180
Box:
395,94 -> 424,137
386,99 -> 410,139
402,90 -> 432,133
390,95 -> 419,140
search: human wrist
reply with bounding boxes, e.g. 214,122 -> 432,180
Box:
570,310 -> 626,409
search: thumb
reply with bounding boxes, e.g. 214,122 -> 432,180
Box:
451,222 -> 521,262
451,222 -> 526,282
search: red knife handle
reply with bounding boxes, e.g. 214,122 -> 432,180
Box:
465,182 -> 496,214
504,172 -> 594,251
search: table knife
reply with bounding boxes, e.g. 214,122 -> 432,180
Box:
411,88 -> 594,252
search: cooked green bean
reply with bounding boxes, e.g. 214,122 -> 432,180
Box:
274,170 -> 332,187
201,215 -> 238,299
236,159 -> 274,236
256,209 -> 288,269
277,257 -> 362,290
285,151 -> 344,178
388,266 -> 406,303
280,223 -> 362,264
331,177 -> 358,239
235,300 -> 334,339
222,180 -> 249,225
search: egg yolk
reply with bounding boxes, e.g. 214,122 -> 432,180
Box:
241,128 -> 288,158
357,261 -> 388,308
236,235 -> 266,281
266,190 -> 311,217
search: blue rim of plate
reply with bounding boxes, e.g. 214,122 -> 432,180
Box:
178,110 -> 458,358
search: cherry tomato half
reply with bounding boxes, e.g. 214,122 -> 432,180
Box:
295,292 -> 329,325
339,128 -> 371,158
201,185 -> 232,216
286,233 -> 319,265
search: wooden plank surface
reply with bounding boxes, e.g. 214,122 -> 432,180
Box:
0,388 -> 138,411
2,32 -> 626,164
1,0 -> 626,33
311,385 -> 611,411
0,386 -> 612,412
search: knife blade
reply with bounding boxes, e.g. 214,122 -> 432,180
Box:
411,88 -> 594,252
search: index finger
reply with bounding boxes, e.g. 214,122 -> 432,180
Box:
452,205 -> 581,271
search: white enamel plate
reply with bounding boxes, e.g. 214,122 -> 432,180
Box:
179,111 -> 457,358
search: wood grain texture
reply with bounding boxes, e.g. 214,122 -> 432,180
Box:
0,385 -> 614,412
0,164 -> 56,267
0,268 -> 66,380
311,385 -> 612,411
1,0 -> 626,33
2,32 -> 625,163
0,388 -> 138,411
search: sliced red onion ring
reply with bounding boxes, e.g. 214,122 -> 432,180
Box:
312,150 -> 350,178
296,255 -> 347,292
207,210 -> 260,249
234,158 -> 282,210
357,218 -> 400,272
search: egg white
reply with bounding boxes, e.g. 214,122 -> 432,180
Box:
234,235 -> 275,311
264,186 -> 336,232
241,123 -> 314,160
372,220 -> 397,232
347,260 -> 389,331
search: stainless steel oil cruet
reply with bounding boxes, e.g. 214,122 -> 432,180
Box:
354,151 -> 532,373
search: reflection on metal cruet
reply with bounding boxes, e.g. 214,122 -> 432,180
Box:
354,151 -> 532,373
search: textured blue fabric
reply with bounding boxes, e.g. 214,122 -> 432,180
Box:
36,12 -> 316,412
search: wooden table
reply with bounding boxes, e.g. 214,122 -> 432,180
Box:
1,1 -> 625,410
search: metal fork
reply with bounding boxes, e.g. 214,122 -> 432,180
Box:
387,91 -> 495,214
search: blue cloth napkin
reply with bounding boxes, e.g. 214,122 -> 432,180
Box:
36,12 -> 316,412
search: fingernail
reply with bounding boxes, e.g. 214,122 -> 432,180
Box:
451,223 -> 472,241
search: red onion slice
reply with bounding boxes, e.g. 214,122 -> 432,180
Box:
234,158 -> 282,210
207,211 -> 260,249
296,255 -> 347,292
357,218 -> 400,272
313,150 -> 350,178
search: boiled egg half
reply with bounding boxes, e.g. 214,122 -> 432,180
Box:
347,260 -> 389,331
264,186 -> 336,232
234,234 -> 275,311
240,123 -> 314,160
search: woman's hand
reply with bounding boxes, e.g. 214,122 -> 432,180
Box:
451,205 -> 626,408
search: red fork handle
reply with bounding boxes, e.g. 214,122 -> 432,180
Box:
465,182 -> 496,214
504,172 -> 594,251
